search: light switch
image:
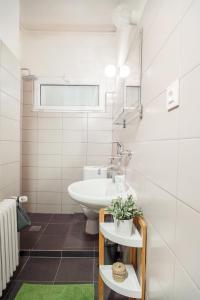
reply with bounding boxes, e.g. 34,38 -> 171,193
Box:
166,79 -> 180,111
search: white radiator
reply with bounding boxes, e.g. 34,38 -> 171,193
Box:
0,199 -> 19,296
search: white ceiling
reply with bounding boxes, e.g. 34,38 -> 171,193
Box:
20,0 -> 146,32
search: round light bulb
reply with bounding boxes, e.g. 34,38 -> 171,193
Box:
104,64 -> 117,78
119,65 -> 130,78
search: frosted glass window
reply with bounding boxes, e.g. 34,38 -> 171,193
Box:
40,84 -> 99,107
126,86 -> 140,107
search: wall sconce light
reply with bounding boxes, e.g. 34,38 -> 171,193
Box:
104,64 -> 117,78
119,65 -> 130,78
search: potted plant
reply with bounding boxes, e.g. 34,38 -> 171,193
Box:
106,195 -> 143,237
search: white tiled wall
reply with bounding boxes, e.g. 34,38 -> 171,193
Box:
113,0 -> 200,298
21,30 -> 115,214
0,40 -> 21,200
22,81 -> 112,213
0,0 -> 20,59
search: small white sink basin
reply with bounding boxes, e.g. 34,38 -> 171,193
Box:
68,178 -> 135,210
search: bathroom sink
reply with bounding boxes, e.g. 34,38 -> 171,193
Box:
68,178 -> 135,210
68,178 -> 136,234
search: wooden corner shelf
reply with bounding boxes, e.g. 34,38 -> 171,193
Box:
98,209 -> 147,300
99,264 -> 141,298
100,222 -> 142,248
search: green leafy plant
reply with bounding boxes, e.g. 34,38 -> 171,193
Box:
106,195 -> 143,220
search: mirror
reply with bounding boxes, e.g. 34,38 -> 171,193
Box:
113,29 -> 143,127
125,85 -> 140,108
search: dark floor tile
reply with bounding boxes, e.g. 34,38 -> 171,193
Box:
12,257 -> 29,280
62,230 -> 95,250
50,214 -> 74,224
94,239 -> 99,250
43,223 -> 70,236
20,230 -> 41,239
104,286 -> 128,300
20,232 -> 42,250
66,221 -> 97,247
20,222 -> 47,250
47,213 -> 86,225
20,213 -> 97,252
94,282 -> 128,300
55,258 -> 94,283
17,257 -> 60,282
0,281 -> 23,300
68,221 -> 87,233
21,222 -> 47,233
0,280 -> 13,300
34,235 -> 65,250
62,220 -> 96,250
29,213 -> 53,223
73,213 -> 86,222
94,259 -> 98,282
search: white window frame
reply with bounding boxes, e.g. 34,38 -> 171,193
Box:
34,77 -> 106,112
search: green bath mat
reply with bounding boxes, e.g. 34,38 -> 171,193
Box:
15,283 -> 94,300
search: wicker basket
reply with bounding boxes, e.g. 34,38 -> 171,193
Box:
112,262 -> 128,282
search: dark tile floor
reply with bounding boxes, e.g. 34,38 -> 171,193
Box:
0,257 -> 127,299
0,213 -> 127,300
0,256 -> 97,300
20,213 -> 98,253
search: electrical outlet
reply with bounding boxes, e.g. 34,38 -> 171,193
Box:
166,79 -> 180,111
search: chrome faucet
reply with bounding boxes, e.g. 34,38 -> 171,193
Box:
112,141 -> 124,156
107,157 -> 123,183
107,165 -> 119,182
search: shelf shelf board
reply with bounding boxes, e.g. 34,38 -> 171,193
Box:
113,106 -> 138,125
99,264 -> 141,298
100,222 -> 142,248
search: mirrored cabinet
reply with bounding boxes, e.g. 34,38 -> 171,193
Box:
113,29 -> 143,128
125,85 -> 140,108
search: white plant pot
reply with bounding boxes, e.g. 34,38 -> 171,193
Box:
114,218 -> 133,237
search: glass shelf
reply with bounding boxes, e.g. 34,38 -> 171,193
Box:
113,105 -> 142,128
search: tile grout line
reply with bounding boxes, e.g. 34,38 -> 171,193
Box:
15,256 -> 30,280
130,167 -> 200,216
31,214 -> 53,250
142,0 -> 194,76
92,255 -> 95,283
21,214 -> 98,257
53,257 -> 62,284
144,213 -> 200,294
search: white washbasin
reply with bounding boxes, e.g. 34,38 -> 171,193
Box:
68,178 -> 135,210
